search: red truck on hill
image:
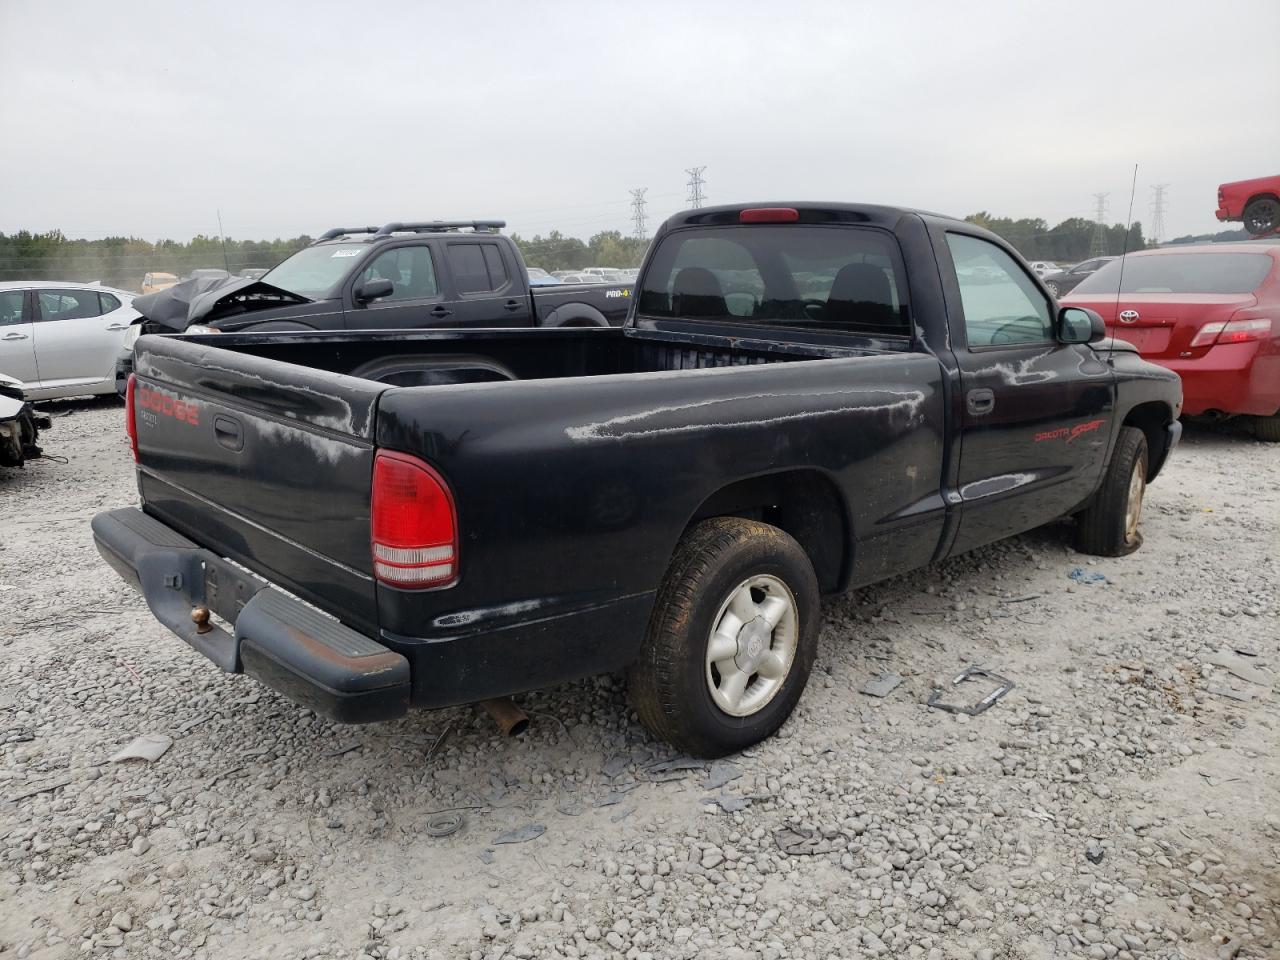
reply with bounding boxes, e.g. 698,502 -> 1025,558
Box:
1216,175 -> 1280,237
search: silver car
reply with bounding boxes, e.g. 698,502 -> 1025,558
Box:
0,281 -> 140,400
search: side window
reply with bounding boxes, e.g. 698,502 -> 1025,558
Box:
360,246 -> 439,301
946,234 -> 1053,347
480,244 -> 508,290
448,243 -> 493,295
37,289 -> 103,321
98,292 -> 122,313
0,291 -> 26,326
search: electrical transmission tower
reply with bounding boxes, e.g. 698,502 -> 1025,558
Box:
629,188 -> 649,240
685,166 -> 707,209
1090,192 -> 1110,257
1149,184 -> 1169,246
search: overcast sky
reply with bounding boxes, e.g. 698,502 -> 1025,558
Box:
2,0 -> 1277,245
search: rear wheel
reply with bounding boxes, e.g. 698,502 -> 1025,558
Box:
628,517 -> 820,758
1074,426 -> 1148,556
1254,414 -> 1280,442
1243,197 -> 1280,236
1045,280 -> 1060,297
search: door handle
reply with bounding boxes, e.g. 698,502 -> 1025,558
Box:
213,415 -> 244,452
502,299 -> 521,312
428,306 -> 452,318
107,323 -> 129,330
966,388 -> 995,416
2,332 -> 28,341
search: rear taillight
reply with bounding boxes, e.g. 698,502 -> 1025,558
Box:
124,374 -> 139,462
1189,317 -> 1272,348
370,451 -> 458,589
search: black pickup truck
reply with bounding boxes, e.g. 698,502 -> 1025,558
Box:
93,202 -> 1182,757
116,220 -> 631,390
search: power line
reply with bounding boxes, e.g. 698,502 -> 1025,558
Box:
1090,192 -> 1110,257
629,188 -> 648,240
1149,184 -> 1169,246
685,166 -> 707,209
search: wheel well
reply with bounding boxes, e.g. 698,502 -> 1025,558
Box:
1123,401 -> 1174,480
542,305 -> 609,327
1245,192 -> 1279,208
686,470 -> 849,592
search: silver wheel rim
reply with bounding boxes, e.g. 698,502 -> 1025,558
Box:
705,574 -> 799,717
1124,456 -> 1146,541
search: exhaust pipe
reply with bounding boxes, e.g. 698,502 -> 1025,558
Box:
480,698 -> 529,737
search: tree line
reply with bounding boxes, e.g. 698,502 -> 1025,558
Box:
962,213 -> 1146,262
0,231 -> 312,291
0,228 -> 649,291
0,217 -> 1253,293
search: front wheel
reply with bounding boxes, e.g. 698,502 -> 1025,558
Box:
1074,426 -> 1148,556
1242,197 -> 1280,236
628,518 -> 820,758
1045,280 -> 1060,297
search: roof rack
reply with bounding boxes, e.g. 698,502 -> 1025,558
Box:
315,226 -> 381,242
373,220 -> 506,236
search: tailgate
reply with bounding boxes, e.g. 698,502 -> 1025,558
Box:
131,335 -> 386,634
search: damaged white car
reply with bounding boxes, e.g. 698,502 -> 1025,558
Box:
0,372 -> 50,467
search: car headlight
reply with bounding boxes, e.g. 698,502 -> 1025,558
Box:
183,325 -> 222,335
122,324 -> 143,348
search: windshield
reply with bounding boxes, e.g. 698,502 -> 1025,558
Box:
262,243 -> 366,298
637,225 -> 910,336
1074,253 -> 1273,296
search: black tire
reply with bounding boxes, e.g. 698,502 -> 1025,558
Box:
1254,414 -> 1280,442
1075,426 -> 1148,556
1242,196 -> 1280,237
628,517 -> 820,758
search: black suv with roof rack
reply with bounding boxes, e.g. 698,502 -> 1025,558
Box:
117,220 -> 632,390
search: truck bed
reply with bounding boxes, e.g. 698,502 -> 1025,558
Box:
180,323 -> 889,387
128,323 -> 937,701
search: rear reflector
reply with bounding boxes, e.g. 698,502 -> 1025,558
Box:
371,451 -> 458,589
1189,317 -> 1271,348
124,374 -> 139,463
740,207 -> 800,223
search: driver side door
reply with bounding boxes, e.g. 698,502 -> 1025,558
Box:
941,231 -> 1114,555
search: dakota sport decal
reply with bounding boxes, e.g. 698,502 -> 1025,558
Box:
1034,418 -> 1106,443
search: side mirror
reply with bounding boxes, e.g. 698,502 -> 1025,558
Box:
355,278 -> 394,303
1059,306 -> 1106,344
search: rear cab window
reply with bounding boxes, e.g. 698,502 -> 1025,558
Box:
636,225 -> 912,337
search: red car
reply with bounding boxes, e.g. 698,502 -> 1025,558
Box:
1063,244 -> 1280,440
1216,175 -> 1280,236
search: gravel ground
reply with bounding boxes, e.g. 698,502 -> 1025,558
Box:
1,399 -> 1277,960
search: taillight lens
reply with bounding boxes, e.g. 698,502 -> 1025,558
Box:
124,374 -> 139,462
740,207 -> 800,223
371,451 -> 458,589
1189,318 -> 1271,348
